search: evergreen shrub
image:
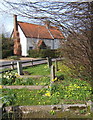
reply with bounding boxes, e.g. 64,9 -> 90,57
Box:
2,50 -> 13,58
28,49 -> 60,58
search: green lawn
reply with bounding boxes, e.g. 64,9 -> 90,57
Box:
2,64 -> 51,86
23,64 -> 51,75
12,76 -> 50,86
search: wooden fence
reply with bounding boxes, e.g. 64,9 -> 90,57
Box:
0,58 -> 47,73
0,58 -> 63,74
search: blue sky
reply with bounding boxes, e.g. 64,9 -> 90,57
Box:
0,0 -> 92,36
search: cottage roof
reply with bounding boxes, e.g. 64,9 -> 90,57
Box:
18,21 -> 64,39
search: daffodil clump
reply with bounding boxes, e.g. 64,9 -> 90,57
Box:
2,71 -> 19,85
62,81 -> 92,100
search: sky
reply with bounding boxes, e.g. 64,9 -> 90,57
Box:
0,0 -> 92,36
0,0 -> 13,35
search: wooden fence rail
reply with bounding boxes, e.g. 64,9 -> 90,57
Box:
0,58 -> 47,67
0,58 -> 50,73
0,58 -> 63,74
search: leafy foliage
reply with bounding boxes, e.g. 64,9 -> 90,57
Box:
2,89 -> 17,106
28,49 -> 60,58
2,34 -> 14,58
7,56 -> 20,60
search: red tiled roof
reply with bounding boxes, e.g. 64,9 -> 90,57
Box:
18,21 -> 64,39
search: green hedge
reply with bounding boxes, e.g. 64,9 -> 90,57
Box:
2,50 -> 13,58
28,49 -> 60,58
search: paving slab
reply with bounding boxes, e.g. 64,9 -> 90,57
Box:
2,85 -> 48,90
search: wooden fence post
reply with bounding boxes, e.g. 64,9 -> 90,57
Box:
11,61 -> 14,70
17,61 -> 23,75
55,59 -> 58,72
31,60 -> 33,66
50,65 -> 55,87
47,57 -> 52,68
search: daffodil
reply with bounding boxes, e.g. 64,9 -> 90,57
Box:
52,77 -> 57,82
36,83 -> 38,85
45,91 -> 51,96
51,79 -> 54,82
0,85 -> 2,89
48,86 -> 51,88
38,102 -> 40,104
77,86 -> 80,88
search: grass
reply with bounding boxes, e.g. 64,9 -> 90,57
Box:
2,81 -> 91,106
1,64 -> 51,85
12,76 -> 50,86
2,76 -> 92,106
23,64 -> 51,75
1,62 -> 92,106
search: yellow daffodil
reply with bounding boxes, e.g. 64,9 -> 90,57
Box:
45,91 -> 51,96
36,83 -> 38,85
0,85 -> 2,89
77,86 -> 80,88
52,77 -> 57,82
48,86 -> 51,88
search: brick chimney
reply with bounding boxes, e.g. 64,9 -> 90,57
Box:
13,15 -> 22,56
14,15 -> 18,32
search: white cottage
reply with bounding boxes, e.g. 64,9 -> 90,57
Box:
12,15 -> 64,56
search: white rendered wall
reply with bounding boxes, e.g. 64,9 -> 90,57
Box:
27,38 -> 54,50
24,37 -> 60,55
54,39 -> 60,49
18,26 -> 28,56
27,38 -> 38,50
43,39 -> 60,49
43,39 -> 53,49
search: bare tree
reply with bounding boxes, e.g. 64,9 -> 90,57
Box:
1,1 -> 93,90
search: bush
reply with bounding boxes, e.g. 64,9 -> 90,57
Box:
2,50 -> 13,58
7,56 -> 20,60
2,34 -> 14,58
28,49 -> 60,58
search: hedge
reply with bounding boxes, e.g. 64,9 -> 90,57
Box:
28,49 -> 60,58
2,50 -> 13,58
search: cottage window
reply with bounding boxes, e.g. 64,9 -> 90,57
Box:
29,47 -> 33,50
